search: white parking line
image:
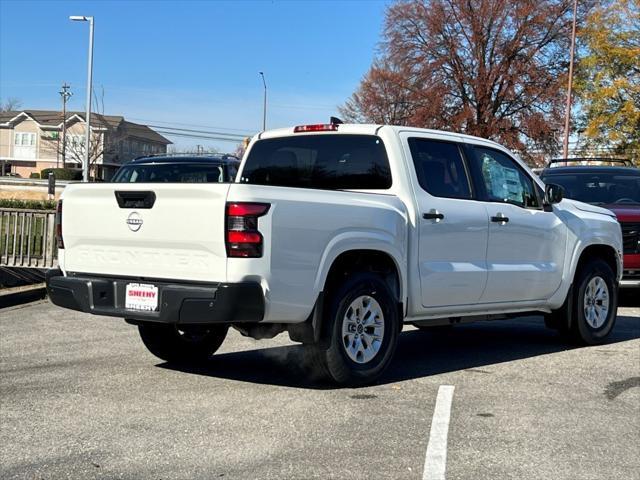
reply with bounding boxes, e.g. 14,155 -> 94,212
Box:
422,385 -> 455,480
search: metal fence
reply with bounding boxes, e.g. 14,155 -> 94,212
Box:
0,209 -> 57,268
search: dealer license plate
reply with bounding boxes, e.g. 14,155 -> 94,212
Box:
125,283 -> 159,312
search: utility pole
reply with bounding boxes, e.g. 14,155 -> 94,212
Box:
259,71 -> 267,131
562,0 -> 578,160
59,83 -> 72,169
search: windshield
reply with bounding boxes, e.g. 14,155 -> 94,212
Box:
112,162 -> 235,183
541,172 -> 640,205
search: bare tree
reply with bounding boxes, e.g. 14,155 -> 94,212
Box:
0,98 -> 22,112
342,0 -> 584,162
59,126 -> 115,168
49,87 -> 125,175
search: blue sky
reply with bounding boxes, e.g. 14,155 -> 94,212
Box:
0,0 -> 388,151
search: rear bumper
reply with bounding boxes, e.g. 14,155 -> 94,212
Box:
45,269 -> 265,324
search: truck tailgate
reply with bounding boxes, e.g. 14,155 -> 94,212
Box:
60,183 -> 230,282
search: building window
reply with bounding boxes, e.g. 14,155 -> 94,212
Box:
14,132 -> 36,146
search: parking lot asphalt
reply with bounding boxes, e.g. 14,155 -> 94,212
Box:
1,294 -> 639,480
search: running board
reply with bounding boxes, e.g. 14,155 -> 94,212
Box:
411,310 -> 547,328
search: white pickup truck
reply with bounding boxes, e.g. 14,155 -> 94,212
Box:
47,123 -> 623,385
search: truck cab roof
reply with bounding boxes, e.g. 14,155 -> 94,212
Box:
257,123 -> 507,150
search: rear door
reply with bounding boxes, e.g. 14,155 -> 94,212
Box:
466,145 -> 567,303
401,134 -> 489,308
61,182 -> 230,283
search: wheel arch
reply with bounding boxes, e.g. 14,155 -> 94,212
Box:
289,248 -> 405,345
574,243 -> 619,280
547,238 -> 622,312
322,249 -> 404,306
313,230 -> 407,303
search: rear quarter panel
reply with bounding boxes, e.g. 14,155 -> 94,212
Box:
226,183 -> 408,322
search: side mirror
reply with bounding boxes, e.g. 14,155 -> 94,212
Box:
544,183 -> 564,206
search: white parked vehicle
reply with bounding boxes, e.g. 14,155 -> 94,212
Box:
47,123 -> 623,385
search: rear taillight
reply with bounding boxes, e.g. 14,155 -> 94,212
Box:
225,202 -> 270,258
55,200 -> 64,249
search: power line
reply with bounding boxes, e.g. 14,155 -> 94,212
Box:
152,130 -> 245,143
147,125 -> 248,140
127,117 -> 255,135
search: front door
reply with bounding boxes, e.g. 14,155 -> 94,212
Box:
467,145 -> 567,303
402,135 -> 489,308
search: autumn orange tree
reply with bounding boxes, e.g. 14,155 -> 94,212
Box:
340,60 -> 419,125
341,0 -> 580,162
575,0 -> 640,161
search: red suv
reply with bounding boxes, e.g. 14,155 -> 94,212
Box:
541,159 -> 640,287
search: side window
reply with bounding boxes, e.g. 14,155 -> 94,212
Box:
471,147 -> 539,208
408,138 -> 472,199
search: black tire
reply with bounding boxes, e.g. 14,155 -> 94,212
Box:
568,258 -> 618,345
137,323 -> 228,363
311,272 -> 400,386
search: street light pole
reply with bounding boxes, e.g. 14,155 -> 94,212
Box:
70,15 -> 94,182
562,0 -> 578,160
259,71 -> 267,131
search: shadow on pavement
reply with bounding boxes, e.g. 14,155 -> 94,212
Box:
619,288 -> 640,307
0,288 -> 47,309
160,313 -> 640,389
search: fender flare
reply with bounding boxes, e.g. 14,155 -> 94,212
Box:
312,231 -> 407,303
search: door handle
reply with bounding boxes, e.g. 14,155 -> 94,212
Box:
491,214 -> 509,223
115,190 -> 156,209
423,211 -> 444,221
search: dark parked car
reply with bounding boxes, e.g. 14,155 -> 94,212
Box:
541,159 -> 640,286
112,154 -> 241,183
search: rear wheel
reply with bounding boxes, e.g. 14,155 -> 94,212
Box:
311,272 -> 400,386
137,323 -> 228,363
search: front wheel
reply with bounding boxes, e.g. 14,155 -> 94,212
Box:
569,259 -> 618,345
137,323 -> 228,364
547,258 -> 618,345
311,272 -> 400,386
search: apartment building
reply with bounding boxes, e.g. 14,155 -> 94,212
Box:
0,110 -> 172,179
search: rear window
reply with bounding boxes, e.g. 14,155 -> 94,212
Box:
240,134 -> 392,190
112,163 -> 232,183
